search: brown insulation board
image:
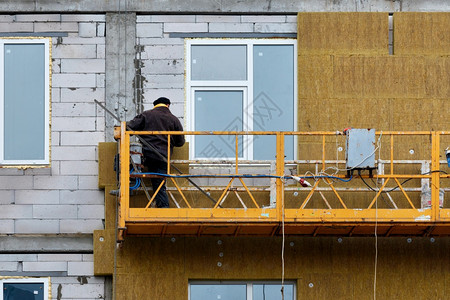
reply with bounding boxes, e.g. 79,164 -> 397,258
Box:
425,56 -> 450,98
93,229 -> 115,275
298,98 -> 393,132
395,12 -> 450,55
297,12 -> 389,55
111,237 -> 449,299
333,56 -> 426,99
298,55 -> 333,99
104,185 -> 117,230
98,142 -> 117,188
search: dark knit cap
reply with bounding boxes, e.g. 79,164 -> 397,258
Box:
153,97 -> 171,106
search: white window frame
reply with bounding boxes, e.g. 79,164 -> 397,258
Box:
190,86 -> 249,159
186,39 -> 298,161
0,38 -> 51,166
188,280 -> 297,300
0,277 -> 50,300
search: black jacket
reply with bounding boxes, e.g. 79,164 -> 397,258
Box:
127,106 -> 185,160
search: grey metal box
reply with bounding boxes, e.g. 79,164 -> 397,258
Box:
345,128 -> 376,169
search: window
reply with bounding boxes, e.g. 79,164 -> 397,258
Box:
186,39 -> 297,160
0,38 -> 51,165
189,281 -> 296,300
0,277 -> 50,300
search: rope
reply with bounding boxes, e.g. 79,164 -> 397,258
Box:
281,178 -> 285,300
373,134 -> 382,300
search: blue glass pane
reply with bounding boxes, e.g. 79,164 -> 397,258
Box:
191,45 -> 247,80
4,283 -> 44,300
253,45 -> 294,160
4,43 -> 45,161
195,90 -> 243,158
253,284 -> 294,300
191,284 -> 247,300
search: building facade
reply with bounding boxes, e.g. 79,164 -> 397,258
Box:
0,1 -> 449,299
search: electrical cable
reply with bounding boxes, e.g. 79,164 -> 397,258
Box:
129,168 -> 141,190
373,139 -> 381,300
132,172 -> 354,182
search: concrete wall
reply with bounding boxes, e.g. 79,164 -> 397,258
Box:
1,0 -> 450,13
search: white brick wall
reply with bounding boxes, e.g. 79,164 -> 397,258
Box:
15,190 -> 60,204
59,220 -> 103,233
78,176 -> 102,190
196,15 -> 241,22
60,161 -> 99,176
52,45 -> 97,59
61,87 -> 105,102
15,220 -> 60,234
0,190 -> 14,204
0,254 -> 38,262
34,22 -> 79,32
0,220 -> 14,234
209,22 -> 254,32
141,59 -> 184,74
60,59 -> 105,73
23,261 -> 68,272
142,45 -> 184,59
61,14 -> 106,22
78,22 -> 97,37
33,205 -> 78,219
52,146 -> 97,161
77,205 -> 104,219
164,22 -> 208,32
52,103 -> 97,116
52,117 -> 97,131
136,23 -> 163,37
53,74 -> 97,88
0,23 -> 33,32
16,14 -> 61,22
0,177 -> 33,189
0,262 -> 19,271
60,190 -> 104,205
58,283 -> 104,298
68,261 -> 94,276
33,176 -> 78,190
61,132 -> 105,146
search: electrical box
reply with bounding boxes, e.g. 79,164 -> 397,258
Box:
345,128 -> 376,170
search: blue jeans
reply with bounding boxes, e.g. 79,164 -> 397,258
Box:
145,158 -> 169,208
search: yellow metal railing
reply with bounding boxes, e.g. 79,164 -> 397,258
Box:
115,122 -> 450,239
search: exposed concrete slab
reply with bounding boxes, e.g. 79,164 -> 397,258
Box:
105,13 -> 137,141
0,236 -> 93,253
1,0 -> 450,13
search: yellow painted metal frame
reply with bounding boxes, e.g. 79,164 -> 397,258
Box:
116,123 -> 450,239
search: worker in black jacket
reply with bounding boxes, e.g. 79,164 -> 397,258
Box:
127,97 -> 185,208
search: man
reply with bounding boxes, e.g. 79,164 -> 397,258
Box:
127,97 -> 185,208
